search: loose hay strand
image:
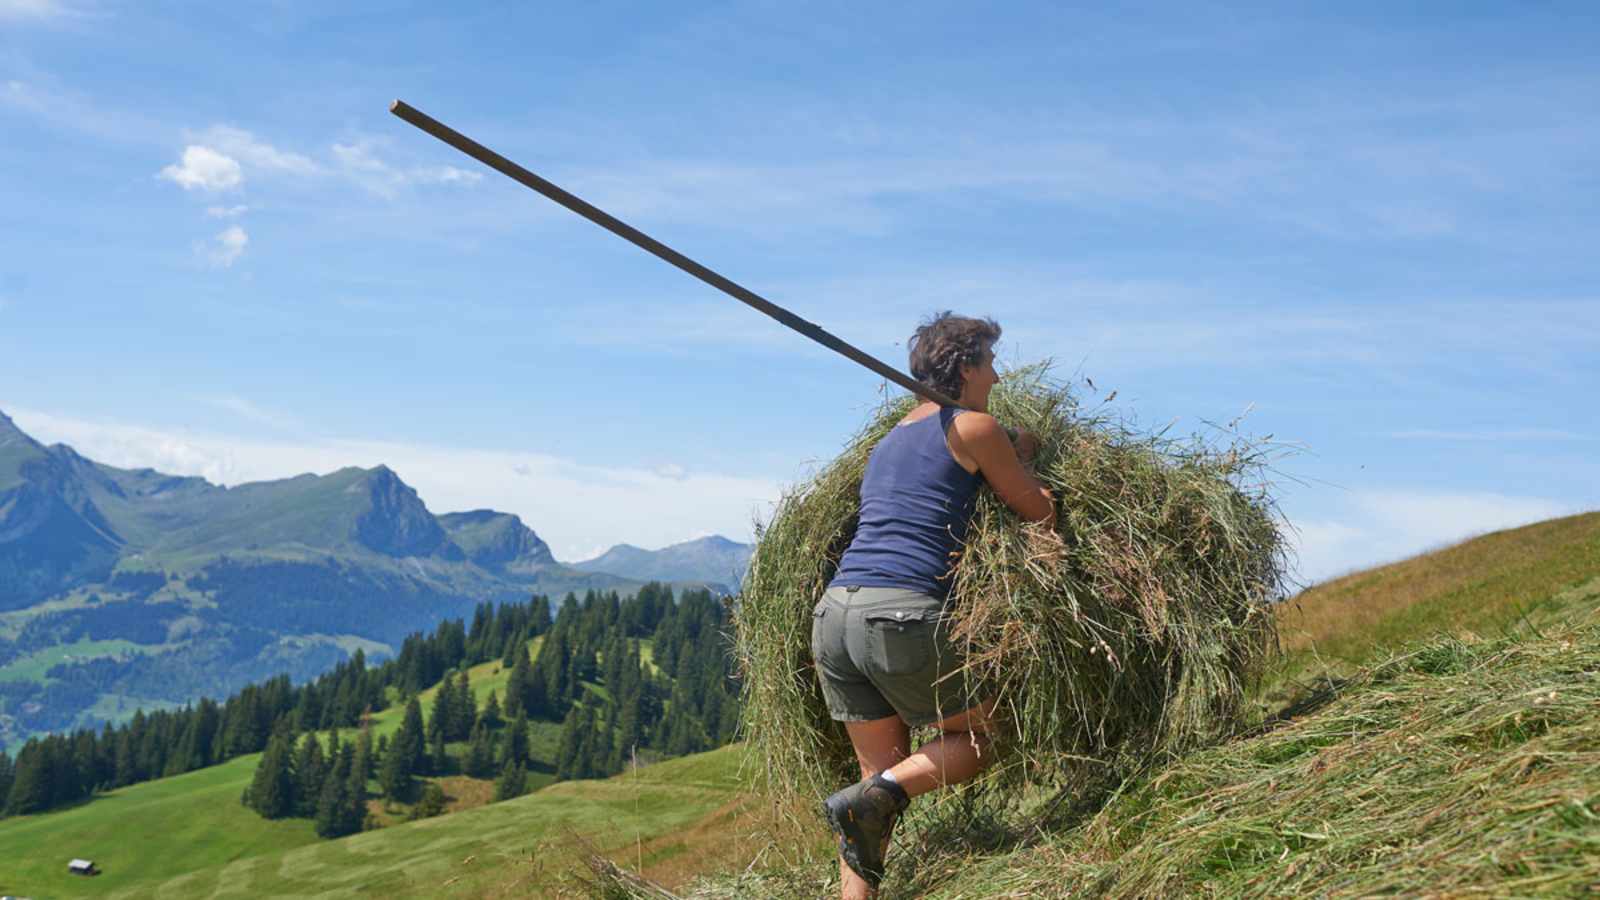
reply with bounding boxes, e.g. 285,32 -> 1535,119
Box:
734,365 -> 1287,814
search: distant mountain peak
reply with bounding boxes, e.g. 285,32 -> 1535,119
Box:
0,408 -> 38,445
438,509 -> 556,572
352,465 -> 453,559
572,534 -> 752,593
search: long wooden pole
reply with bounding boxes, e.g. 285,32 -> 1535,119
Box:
389,99 -> 963,409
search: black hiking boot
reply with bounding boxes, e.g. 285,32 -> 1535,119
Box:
823,774 -> 910,889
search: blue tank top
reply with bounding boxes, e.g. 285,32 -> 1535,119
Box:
829,407 -> 982,598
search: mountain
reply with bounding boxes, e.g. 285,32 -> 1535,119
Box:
572,535 -> 752,594
0,410 -> 672,748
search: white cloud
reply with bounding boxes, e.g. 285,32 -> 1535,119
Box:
1289,489 -> 1573,586
195,225 -> 248,268
0,0 -> 67,20
7,408 -> 778,562
202,395 -> 299,430
331,139 -> 482,196
196,126 -> 321,177
160,145 -> 243,192
205,204 -> 249,219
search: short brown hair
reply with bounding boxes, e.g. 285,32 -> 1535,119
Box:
907,311 -> 1001,400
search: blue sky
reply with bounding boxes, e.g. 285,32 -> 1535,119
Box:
2,1 -> 1595,581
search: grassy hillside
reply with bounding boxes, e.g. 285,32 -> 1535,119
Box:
9,744 -> 748,900
0,754 -> 322,898
675,612 -> 1596,898
1271,510 -> 1600,688
0,628 -> 692,897
593,513 -> 1600,898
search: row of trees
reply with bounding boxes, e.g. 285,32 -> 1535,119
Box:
0,590 -> 566,817
240,585 -> 743,836
2,584 -> 739,822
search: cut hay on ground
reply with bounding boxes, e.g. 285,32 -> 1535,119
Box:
735,366 -> 1287,809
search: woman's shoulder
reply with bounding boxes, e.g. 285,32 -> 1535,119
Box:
949,409 -> 1001,437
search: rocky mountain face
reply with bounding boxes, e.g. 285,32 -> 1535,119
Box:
573,534 -> 752,594
439,510 -> 557,575
0,410 -> 666,747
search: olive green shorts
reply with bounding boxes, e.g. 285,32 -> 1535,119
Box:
810,584 -> 979,728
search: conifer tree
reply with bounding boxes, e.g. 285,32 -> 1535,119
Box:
429,727 -> 449,776
395,697 -> 425,777
346,746 -> 368,828
0,750 -> 13,813
452,670 -> 474,740
530,597 -> 553,635
378,736 -> 411,802
554,707 -> 585,781
479,690 -> 502,730
3,742 -> 49,816
353,724 -> 374,783
501,710 -> 530,768
411,781 -> 446,819
503,646 -> 530,720
315,749 -> 359,838
295,735 -> 327,817
464,722 -> 496,778
246,732 -> 296,819
427,679 -> 449,746
493,760 -> 527,802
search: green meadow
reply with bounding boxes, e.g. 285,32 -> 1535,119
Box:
0,743 -> 746,899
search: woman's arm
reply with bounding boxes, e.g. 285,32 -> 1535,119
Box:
952,413 -> 1056,525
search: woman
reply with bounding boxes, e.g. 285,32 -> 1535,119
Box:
813,312 -> 1055,898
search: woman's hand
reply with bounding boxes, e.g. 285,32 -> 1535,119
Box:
1011,429 -> 1040,464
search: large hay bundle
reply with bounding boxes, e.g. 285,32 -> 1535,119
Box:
735,367 -> 1286,806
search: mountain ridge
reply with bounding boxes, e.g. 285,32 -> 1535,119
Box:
0,408 -> 713,748
572,534 -> 752,593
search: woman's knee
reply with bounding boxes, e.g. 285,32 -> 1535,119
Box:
944,729 -> 994,767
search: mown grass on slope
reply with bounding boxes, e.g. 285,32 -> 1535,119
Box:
1272,510 -> 1600,688
662,606 -> 1600,899
593,515 -> 1600,898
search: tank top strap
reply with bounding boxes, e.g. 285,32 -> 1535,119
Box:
936,405 -> 967,432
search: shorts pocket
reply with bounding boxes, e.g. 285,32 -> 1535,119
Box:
863,609 -> 938,676
810,603 -> 828,662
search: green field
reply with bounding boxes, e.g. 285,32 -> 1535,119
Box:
0,754 -> 320,898
0,638 -> 153,683
0,744 -> 747,899
0,633 -> 682,896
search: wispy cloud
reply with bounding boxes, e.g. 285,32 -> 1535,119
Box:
205,204 -> 248,219
194,225 -> 247,268
331,138 -> 482,197
528,262 -> 1600,376
202,394 -> 300,430
0,0 -> 70,21
7,408 -> 778,561
1289,488 -> 1574,585
195,125 -> 322,177
0,77 -> 164,144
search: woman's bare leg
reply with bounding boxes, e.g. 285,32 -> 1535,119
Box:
884,699 -> 997,798
838,715 -> 909,899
